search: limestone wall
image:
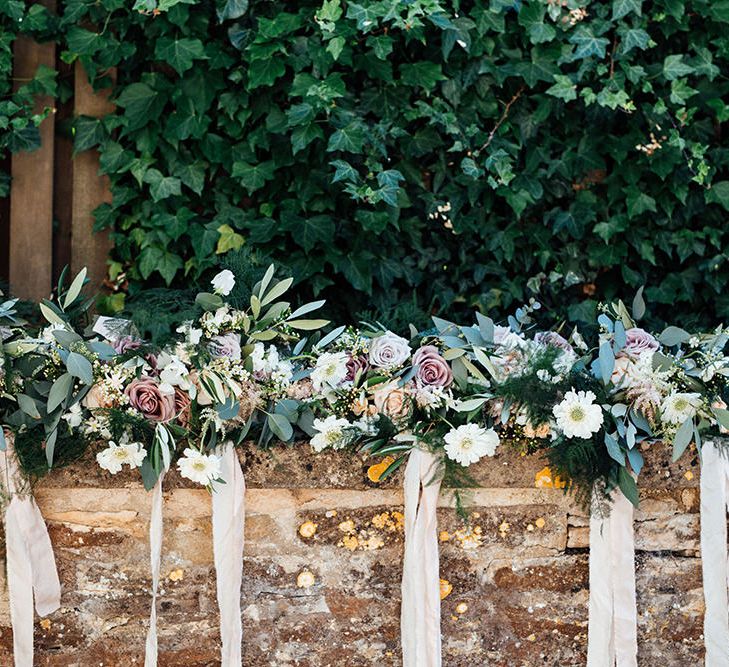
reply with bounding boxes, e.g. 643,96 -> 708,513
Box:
0,442 -> 706,666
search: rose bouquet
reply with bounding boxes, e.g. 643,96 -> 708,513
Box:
6,266 -> 328,488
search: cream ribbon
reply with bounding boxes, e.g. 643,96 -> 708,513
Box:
699,439 -> 729,666
212,443 -> 246,666
586,486 -> 638,667
144,473 -> 165,667
1,437 -> 61,667
401,448 -> 442,667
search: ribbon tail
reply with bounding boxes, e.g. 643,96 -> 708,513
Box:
212,442 -> 245,666
700,440 -> 729,667
145,473 -> 165,667
587,486 -> 637,667
401,449 -> 442,667
2,439 -> 61,667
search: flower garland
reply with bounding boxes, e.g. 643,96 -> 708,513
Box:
1,267 -> 728,508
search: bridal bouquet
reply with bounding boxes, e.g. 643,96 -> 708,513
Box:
6,267 -> 328,488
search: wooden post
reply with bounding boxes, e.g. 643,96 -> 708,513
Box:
70,61 -> 114,291
8,9 -> 56,301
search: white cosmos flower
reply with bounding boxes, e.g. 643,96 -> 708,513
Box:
177,448 -> 222,485
311,351 -> 349,392
661,391 -> 702,424
443,424 -> 499,466
552,389 -> 604,439
211,269 -> 235,296
310,415 -> 354,452
96,441 -> 146,474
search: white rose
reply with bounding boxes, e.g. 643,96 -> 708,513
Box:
211,269 -> 235,296
368,331 -> 411,369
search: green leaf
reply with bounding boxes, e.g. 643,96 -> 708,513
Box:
569,28 -> 610,59
546,74 -> 577,101
617,467 -> 639,507
17,394 -> 41,420
632,286 -> 645,321
400,62 -> 446,93
291,123 -> 324,153
144,169 -> 182,201
63,268 -> 87,309
217,0 -> 248,21
612,0 -> 642,20
268,413 -> 293,441
231,161 -> 275,193
326,124 -> 364,153
330,160 -> 358,183
285,319 -> 330,330
672,417 -> 694,461
706,182 -> 729,211
658,326 -> 690,346
216,224 -> 245,254
48,373 -> 73,413
115,83 -> 163,132
663,54 -> 695,80
518,4 -> 555,44
73,116 -> 105,153
66,351 -> 94,385
626,189 -> 657,219
247,57 -> 286,89
155,38 -> 207,76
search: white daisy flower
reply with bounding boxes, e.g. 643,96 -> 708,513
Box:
96,441 -> 146,474
177,448 -> 222,485
311,352 -> 349,392
310,415 -> 354,452
443,424 -> 499,466
661,392 -> 702,424
63,403 -> 83,428
552,389 -> 604,439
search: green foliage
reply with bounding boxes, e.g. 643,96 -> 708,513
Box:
6,0 -> 729,330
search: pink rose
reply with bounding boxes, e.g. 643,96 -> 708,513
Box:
372,383 -> 410,419
412,345 -> 453,387
623,328 -> 659,357
83,383 -> 115,410
345,354 -> 369,382
125,377 -> 176,422
174,387 -> 192,428
113,336 -> 142,354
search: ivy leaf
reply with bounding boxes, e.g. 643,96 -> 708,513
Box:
330,159 -> 358,183
706,181 -> 729,210
155,38 -> 207,76
626,189 -> 657,218
518,4 -> 555,44
231,160 -> 275,193
546,74 -> 577,101
115,83 -> 164,132
216,0 -> 248,21
291,123 -> 324,153
400,62 -> 446,93
663,54 -> 695,80
326,124 -> 364,153
144,169 -> 182,201
73,115 -> 105,153
569,27 -> 610,60
247,57 -> 286,89
619,28 -> 650,54
66,26 -> 102,56
216,223 -> 245,254
612,0 -> 642,20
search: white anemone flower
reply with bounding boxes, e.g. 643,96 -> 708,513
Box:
311,352 -> 349,392
177,448 -> 222,485
443,424 -> 499,466
552,389 -> 604,439
661,392 -> 702,424
96,441 -> 146,474
211,269 -> 235,296
310,415 -> 353,452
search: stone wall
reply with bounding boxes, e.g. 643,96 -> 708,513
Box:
0,441 -> 707,666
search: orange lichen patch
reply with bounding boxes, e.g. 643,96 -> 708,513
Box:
498,521 -> 510,537
526,524 -> 534,532
684,470 -> 694,481
527,633 -> 537,642
439,530 -> 451,542
367,456 -> 395,483
361,534 -> 385,550
455,602 -> 468,615
455,526 -> 483,550
296,570 -> 316,588
535,517 -> 546,529
534,466 -> 567,489
338,519 -> 356,534
168,568 -> 184,582
370,511 -> 404,533
325,509 -> 338,518
299,520 -> 318,538
39,619 -> 52,630
341,534 -> 359,551
440,579 -> 453,600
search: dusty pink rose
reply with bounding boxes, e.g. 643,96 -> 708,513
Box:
372,383 -> 410,419
345,354 -> 370,382
83,383 -> 115,410
125,377 -> 176,422
412,345 -> 453,387
113,336 -> 142,354
623,328 -> 659,357
174,387 -> 192,427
